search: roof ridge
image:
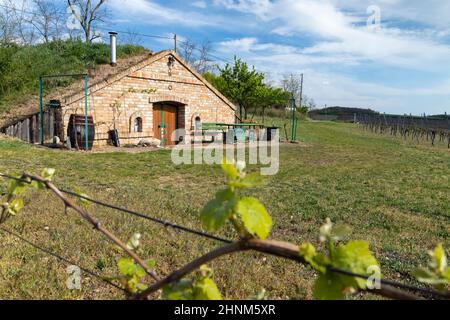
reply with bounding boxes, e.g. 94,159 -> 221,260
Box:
63,50 -> 236,112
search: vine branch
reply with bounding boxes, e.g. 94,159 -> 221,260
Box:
22,173 -> 160,282
133,239 -> 424,301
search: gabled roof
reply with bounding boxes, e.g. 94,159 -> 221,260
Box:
64,50 -> 237,111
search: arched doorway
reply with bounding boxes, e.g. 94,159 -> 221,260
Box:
153,102 -> 183,146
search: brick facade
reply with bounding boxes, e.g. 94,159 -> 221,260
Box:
61,51 -> 236,146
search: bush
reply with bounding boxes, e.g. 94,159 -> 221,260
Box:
0,40 -> 147,113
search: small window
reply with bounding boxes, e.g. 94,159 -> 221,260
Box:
134,117 -> 143,133
195,116 -> 202,130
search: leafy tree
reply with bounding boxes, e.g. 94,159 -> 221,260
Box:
253,85 -> 290,124
215,57 -> 265,120
204,61 -> 290,121
203,71 -> 225,90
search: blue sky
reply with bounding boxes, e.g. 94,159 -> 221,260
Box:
103,0 -> 450,115
5,0 -> 450,115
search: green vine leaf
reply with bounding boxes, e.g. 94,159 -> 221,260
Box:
41,168 -> 56,181
236,197 -> 272,239
163,265 -> 222,301
313,240 -> 379,300
200,188 -> 235,232
330,225 -> 353,242
8,198 -> 24,216
193,277 -> 223,300
163,279 -> 194,300
118,257 -> 145,278
304,220 -> 380,300
332,240 -> 380,289
314,272 -> 348,300
221,160 -> 239,181
414,244 -> 450,290
299,243 -> 328,273
7,178 -> 28,196
75,188 -> 91,208
116,256 -> 149,294
31,180 -> 46,190
146,259 -> 156,268
230,173 -> 266,189
414,268 -> 449,287
319,218 -> 352,242
433,244 -> 448,274
115,234 -> 155,294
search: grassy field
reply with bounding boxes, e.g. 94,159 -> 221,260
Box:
0,120 -> 449,300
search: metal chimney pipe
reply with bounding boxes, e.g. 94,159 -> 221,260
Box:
109,32 -> 118,66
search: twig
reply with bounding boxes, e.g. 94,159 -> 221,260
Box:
22,173 -> 160,282
0,173 -> 231,243
0,227 -> 126,292
0,193 -> 14,224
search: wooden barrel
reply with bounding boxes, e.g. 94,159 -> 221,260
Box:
67,115 -> 95,150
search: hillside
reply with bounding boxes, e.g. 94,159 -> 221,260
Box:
309,106 -> 378,116
0,40 -> 148,118
309,107 -> 449,120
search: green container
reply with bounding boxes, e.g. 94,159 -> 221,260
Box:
235,128 -> 246,143
248,129 -> 257,142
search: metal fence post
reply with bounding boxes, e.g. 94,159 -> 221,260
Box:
39,77 -> 44,145
291,96 -> 296,142
84,74 -> 89,152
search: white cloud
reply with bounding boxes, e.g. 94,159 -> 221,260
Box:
213,0 -> 450,113
218,37 -> 258,52
192,1 -> 207,9
215,0 -> 450,71
332,0 -> 450,29
270,27 -> 295,37
213,0 -> 272,18
109,0 -> 218,27
216,36 -> 450,113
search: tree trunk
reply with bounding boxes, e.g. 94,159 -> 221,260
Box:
262,107 -> 266,125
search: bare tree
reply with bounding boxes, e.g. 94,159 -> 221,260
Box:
2,0 -> 37,44
303,95 -> 317,111
180,39 -> 214,74
282,74 -> 300,98
122,27 -> 143,46
27,0 -> 63,43
281,74 -> 304,108
0,3 -> 18,43
67,0 -> 107,43
180,39 -> 196,64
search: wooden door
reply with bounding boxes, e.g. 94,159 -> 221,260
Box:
153,104 -> 178,145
